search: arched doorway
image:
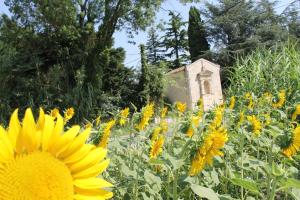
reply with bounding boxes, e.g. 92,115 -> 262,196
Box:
203,80 -> 211,94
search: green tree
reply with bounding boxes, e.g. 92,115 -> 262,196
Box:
188,6 -> 210,62
283,2 -> 300,39
204,0 -> 289,66
204,0 -> 258,66
163,11 -> 188,69
253,0 -> 287,47
146,26 -> 165,65
0,0 -> 164,120
138,44 -> 167,107
139,44 -> 151,105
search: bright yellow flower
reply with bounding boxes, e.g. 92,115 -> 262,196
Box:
119,118 -> 126,126
245,92 -> 254,109
189,127 -> 228,176
262,114 -> 271,126
120,107 -> 130,118
228,96 -> 236,110
209,105 -> 224,129
186,126 -> 194,137
160,120 -> 168,133
160,107 -> 168,118
282,127 -> 300,158
237,111 -> 245,127
292,104 -> 300,121
186,115 -> 201,137
135,103 -> 154,131
95,115 -> 101,126
119,108 -> 129,126
0,108 -> 113,199
85,122 -> 93,129
247,115 -> 262,136
149,136 -> 164,159
272,90 -> 286,108
176,101 -> 186,114
50,108 -> 60,119
99,119 -> 116,148
151,127 -> 162,141
192,115 -> 201,127
64,107 -> 75,123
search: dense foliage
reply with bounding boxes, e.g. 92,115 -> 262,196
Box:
0,0 -> 165,121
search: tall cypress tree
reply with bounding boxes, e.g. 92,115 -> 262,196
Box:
188,6 -> 210,62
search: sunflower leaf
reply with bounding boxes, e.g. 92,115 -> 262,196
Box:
190,184 -> 220,200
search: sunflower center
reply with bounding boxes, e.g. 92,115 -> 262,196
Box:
0,151 -> 73,200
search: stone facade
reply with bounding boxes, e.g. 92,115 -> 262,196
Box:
165,58 -> 223,111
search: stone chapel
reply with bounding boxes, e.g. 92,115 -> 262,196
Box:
165,58 -> 223,111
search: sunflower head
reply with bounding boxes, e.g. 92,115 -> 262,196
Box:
282,127 -> 300,158
50,108 -> 60,119
175,101 -> 186,114
228,96 -> 236,110
272,90 -> 286,109
0,108 -> 113,199
64,107 -> 75,122
120,108 -> 130,118
247,115 -> 262,136
160,107 -> 168,118
149,135 -> 164,159
292,104 -> 300,121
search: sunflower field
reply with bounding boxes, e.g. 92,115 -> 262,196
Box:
0,43 -> 300,200
99,43 -> 300,200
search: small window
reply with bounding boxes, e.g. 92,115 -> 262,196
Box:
204,80 -> 211,94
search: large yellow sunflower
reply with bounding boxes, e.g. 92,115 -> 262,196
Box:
282,127 -> 300,158
189,127 -> 228,176
149,136 -> 164,159
0,108 -> 113,200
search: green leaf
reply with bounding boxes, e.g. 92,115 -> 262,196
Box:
279,178 -> 300,190
148,158 -> 165,165
144,170 -> 162,192
290,188 -> 300,200
190,184 -> 220,200
120,164 -> 137,178
165,153 -> 185,170
229,178 -> 260,194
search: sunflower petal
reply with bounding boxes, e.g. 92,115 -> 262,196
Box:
0,126 -> 13,161
63,144 -> 94,164
41,115 -> 55,151
68,148 -> 107,173
37,108 -> 45,131
72,159 -> 110,179
48,114 -> 64,149
21,108 -> 38,152
73,194 -> 105,200
74,187 -> 113,199
74,178 -> 113,189
7,109 -> 20,149
58,127 -> 91,159
49,125 -> 80,156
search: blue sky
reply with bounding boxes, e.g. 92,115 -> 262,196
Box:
0,0 -> 295,67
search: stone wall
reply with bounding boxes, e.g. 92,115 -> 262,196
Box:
165,70 -> 190,106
